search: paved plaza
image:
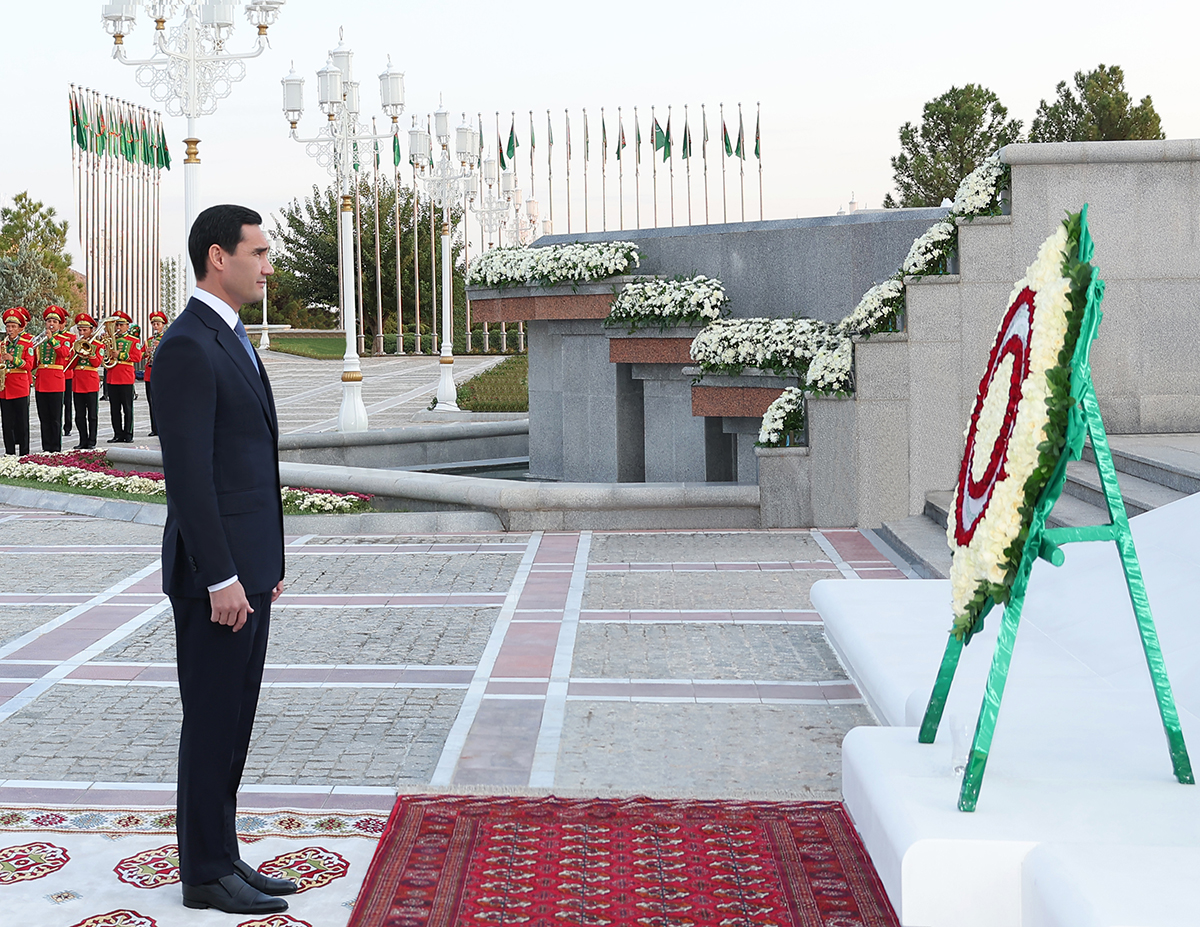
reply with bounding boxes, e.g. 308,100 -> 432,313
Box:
0,508 -> 914,810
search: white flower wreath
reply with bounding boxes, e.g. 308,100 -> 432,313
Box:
947,222 -> 1073,624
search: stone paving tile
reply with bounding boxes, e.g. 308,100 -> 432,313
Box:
302,535 -> 529,547
281,552 -> 523,595
554,701 -> 874,798
0,555 -> 151,595
0,607 -> 63,648
0,683 -> 463,787
581,569 -> 824,610
0,519 -> 163,548
96,607 -> 499,666
588,531 -> 827,564
570,624 -> 848,681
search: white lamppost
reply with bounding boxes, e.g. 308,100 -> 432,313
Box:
102,0 -> 285,293
469,157 -> 510,248
280,33 -> 404,432
411,106 -> 478,412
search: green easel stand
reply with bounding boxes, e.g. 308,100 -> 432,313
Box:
918,206 -> 1194,812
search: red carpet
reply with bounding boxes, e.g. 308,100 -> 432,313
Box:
349,795 -> 899,927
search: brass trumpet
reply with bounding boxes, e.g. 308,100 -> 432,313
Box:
66,316 -> 122,371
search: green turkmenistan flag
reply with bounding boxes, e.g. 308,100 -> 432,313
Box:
499,129 -> 507,170
755,111 -> 761,159
616,120 -> 626,160
529,113 -> 535,153
681,118 -> 691,159
71,92 -> 87,152
723,121 -> 732,157
353,140 -> 360,172
653,118 -> 667,160
735,114 -> 745,160
159,123 -> 171,170
507,119 -> 518,160
394,133 -> 402,168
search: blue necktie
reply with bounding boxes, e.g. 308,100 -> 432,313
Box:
234,319 -> 259,370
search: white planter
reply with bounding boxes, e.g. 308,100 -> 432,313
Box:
755,444 -> 813,527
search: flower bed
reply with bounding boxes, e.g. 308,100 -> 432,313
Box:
946,211 -> 1090,640
605,275 -> 728,331
465,241 -> 639,288
1,450 -> 372,515
757,387 -> 806,446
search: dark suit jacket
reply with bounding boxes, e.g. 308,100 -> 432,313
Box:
153,297 -> 284,598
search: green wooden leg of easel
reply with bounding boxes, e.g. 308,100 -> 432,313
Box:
958,551 -> 1037,811
1086,392 -> 1194,785
919,635 -> 963,743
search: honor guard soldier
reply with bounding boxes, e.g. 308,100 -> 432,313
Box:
145,310 -> 169,436
33,305 -> 74,453
106,311 -> 143,443
60,310 -> 77,439
1,307 -> 35,456
67,313 -> 103,449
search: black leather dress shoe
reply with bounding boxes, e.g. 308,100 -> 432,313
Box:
106,436 -> 121,444
234,859 -> 299,896
182,873 -> 288,914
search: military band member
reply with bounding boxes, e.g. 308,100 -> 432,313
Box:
145,310 -> 168,436
68,313 -> 103,449
106,311 -> 143,443
33,306 -> 73,453
2,307 -> 35,456
61,314 -> 77,438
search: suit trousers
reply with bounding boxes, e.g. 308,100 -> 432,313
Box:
73,391 -> 98,448
172,589 -> 272,885
108,383 -> 134,441
146,378 -> 157,434
1,396 -> 30,456
63,377 -> 73,433
35,391 -> 64,453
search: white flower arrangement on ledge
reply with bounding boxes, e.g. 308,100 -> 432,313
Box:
835,278 -> 906,338
690,317 -> 842,380
902,220 -> 957,277
465,241 -> 640,288
605,275 -> 729,331
950,152 -> 1008,218
757,387 -> 806,446
0,453 -> 371,514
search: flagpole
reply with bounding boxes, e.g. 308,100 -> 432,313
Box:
668,105 -> 674,228
429,117 -> 437,353
600,107 -> 606,232
546,109 -> 553,234
394,141 -> 404,354
702,104 -> 709,225
757,101 -> 763,220
372,120 -> 384,356
739,102 -> 746,222
720,103 -> 728,224
354,165 -> 366,356
412,144 -> 421,355
565,109 -> 571,234
582,108 -> 588,233
634,107 -> 640,230
617,107 -> 624,231
683,105 -> 690,225
529,109 -> 535,201
651,105 -> 658,228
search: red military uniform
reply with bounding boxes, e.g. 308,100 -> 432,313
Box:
33,305 -> 74,452
144,310 -> 169,437
106,311 -> 143,443
2,307 -> 35,455
68,313 -> 103,449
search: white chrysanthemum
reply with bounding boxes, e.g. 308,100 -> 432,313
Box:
758,387 -> 806,445
608,275 -> 728,326
902,221 -> 957,276
466,241 -> 639,287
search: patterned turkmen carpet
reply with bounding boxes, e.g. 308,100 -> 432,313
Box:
349,795 -> 899,927
0,805 -> 386,926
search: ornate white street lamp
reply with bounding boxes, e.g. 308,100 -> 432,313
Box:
469,158 -> 511,248
102,0 -> 285,293
280,32 -> 404,432
411,106 -> 478,412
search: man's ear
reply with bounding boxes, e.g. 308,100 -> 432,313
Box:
207,243 -> 226,275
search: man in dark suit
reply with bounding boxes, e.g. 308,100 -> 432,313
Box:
153,204 -> 296,914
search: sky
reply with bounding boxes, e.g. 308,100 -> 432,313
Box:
2,0 -> 1197,270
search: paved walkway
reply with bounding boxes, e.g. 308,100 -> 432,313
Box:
0,506 -> 911,812
78,350 -> 510,449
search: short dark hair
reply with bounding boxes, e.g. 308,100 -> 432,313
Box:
188,204 -> 263,281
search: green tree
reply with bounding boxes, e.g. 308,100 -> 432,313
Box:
0,242 -> 59,325
883,85 -> 1023,208
0,191 -> 84,311
1030,64 -> 1164,142
260,178 -> 473,351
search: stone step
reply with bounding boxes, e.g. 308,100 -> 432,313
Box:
1063,459 -> 1186,516
923,487 -> 1111,532
1082,440 -> 1200,496
877,515 -> 952,580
